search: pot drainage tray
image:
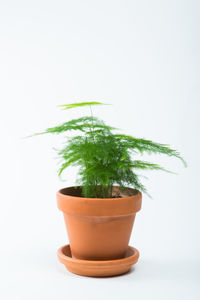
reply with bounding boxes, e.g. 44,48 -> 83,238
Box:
57,244 -> 139,277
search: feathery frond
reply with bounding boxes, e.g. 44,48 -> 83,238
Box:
57,102 -> 109,110
33,116 -> 116,136
114,134 -> 187,167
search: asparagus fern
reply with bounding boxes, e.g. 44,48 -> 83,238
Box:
32,102 -> 186,198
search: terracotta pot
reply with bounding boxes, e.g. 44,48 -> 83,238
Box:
57,186 -> 142,261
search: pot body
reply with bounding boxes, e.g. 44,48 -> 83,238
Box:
57,186 -> 142,260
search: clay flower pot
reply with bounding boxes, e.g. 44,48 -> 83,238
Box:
57,186 -> 142,261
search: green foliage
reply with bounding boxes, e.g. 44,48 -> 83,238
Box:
33,116 -> 116,136
32,102 -> 186,198
57,101 -> 109,110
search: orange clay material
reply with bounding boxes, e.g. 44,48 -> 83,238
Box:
57,244 -> 139,277
57,186 -> 142,260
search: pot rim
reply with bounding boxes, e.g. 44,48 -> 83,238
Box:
57,185 -> 141,200
56,186 -> 142,216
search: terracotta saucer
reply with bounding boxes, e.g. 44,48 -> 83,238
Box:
57,244 -> 139,277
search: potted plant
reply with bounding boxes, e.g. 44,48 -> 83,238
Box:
31,102 -> 186,276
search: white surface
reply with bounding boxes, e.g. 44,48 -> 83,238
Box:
0,0 -> 199,299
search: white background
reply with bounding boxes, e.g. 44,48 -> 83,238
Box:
0,0 -> 199,299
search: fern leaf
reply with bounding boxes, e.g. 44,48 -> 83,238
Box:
115,134 -> 187,167
130,160 -> 174,173
57,102 -> 109,110
33,117 -> 116,136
